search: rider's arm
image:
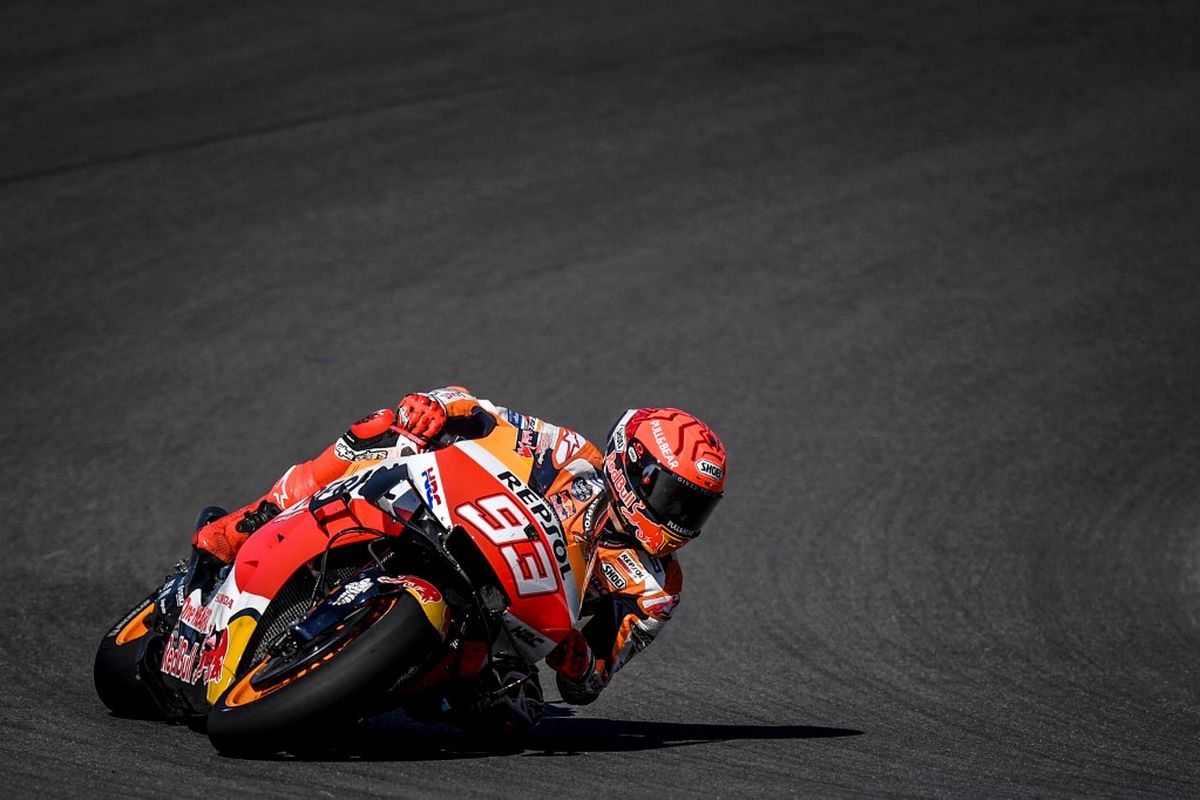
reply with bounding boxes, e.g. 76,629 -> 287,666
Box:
549,547 -> 684,705
407,387 -> 602,478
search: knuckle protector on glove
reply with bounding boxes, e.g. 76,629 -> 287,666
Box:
398,392 -> 446,437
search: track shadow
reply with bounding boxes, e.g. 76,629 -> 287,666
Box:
280,708 -> 863,761
521,715 -> 863,755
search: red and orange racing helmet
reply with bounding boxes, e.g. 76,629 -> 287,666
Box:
602,407 -> 726,556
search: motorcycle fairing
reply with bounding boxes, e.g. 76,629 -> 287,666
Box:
433,441 -> 584,661
187,464 -> 413,704
454,437 -> 588,611
156,425 -> 590,710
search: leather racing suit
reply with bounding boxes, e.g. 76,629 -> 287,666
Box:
193,386 -> 684,707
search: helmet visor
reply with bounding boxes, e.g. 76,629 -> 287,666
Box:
627,460 -> 722,537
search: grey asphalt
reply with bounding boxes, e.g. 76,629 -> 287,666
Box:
2,1 -> 1198,796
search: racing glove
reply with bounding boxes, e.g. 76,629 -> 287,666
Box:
397,392 -> 447,438
192,499 -> 281,563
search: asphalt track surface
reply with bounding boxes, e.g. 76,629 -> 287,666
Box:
2,1 -> 1199,796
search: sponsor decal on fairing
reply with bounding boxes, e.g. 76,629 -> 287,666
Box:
502,611 -> 557,661
160,628 -> 228,686
378,575 -> 450,636
378,575 -> 442,604
455,439 -> 582,619
421,466 -> 443,509
406,453 -> 453,529
180,592 -> 215,633
331,578 -> 373,606
506,621 -> 546,648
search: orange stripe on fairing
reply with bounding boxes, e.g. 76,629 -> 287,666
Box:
467,419 -> 535,483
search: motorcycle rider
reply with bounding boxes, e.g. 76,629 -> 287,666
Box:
192,386 -> 726,726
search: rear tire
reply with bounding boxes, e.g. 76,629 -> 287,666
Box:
207,592 -> 442,756
94,593 -> 165,719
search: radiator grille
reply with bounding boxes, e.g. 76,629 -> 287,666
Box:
243,557 -> 365,668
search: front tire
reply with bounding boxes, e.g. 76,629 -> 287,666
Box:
94,593 -> 164,719
207,592 -> 442,756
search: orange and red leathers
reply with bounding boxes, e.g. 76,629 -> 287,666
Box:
193,386 -> 685,705
551,539 -> 684,704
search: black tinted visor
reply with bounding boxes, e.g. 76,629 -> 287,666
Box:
626,458 -> 721,536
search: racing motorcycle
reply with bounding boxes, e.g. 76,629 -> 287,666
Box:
94,427 -> 593,755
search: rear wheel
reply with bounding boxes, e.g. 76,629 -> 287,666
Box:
94,593 -> 165,719
207,592 -> 443,756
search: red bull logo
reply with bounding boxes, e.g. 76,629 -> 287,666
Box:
194,629 -> 229,684
160,628 -> 228,685
604,451 -> 644,515
378,575 -> 449,638
379,575 -> 442,604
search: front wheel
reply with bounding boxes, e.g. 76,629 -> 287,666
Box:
94,592 -> 165,719
207,592 -> 442,756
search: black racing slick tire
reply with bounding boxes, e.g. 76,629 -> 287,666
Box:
206,592 -> 442,757
94,592 -> 165,719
